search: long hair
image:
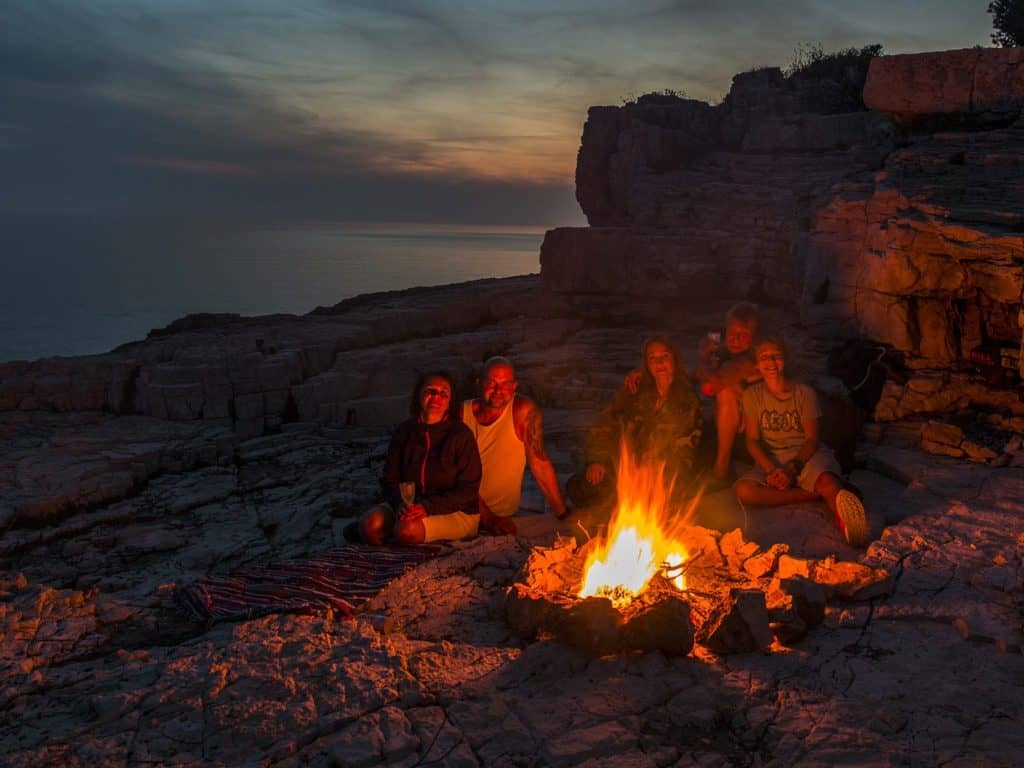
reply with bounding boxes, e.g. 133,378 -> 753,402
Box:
638,334 -> 692,395
408,370 -> 459,420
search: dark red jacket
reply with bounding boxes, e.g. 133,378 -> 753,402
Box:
381,417 -> 481,516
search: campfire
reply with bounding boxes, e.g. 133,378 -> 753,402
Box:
578,448 -> 688,605
505,446 -> 895,657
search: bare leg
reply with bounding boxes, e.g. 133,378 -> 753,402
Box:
815,472 -> 869,545
359,504 -> 395,545
814,472 -> 844,517
393,517 -> 426,545
734,479 -> 819,506
713,387 -> 743,480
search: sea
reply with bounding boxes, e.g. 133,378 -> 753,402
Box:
0,216 -> 550,363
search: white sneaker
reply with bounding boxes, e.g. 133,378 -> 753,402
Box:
835,489 -> 869,548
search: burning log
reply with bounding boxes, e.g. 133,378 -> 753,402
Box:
504,580 -> 696,657
504,583 -> 559,640
621,591 -> 694,656
552,596 -> 624,656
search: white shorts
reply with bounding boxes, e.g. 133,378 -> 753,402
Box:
421,511 -> 480,542
368,503 -> 480,544
740,446 -> 841,493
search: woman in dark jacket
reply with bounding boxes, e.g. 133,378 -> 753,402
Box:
568,335 -> 703,509
356,371 -> 482,545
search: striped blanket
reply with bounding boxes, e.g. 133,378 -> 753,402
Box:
177,544 -> 440,622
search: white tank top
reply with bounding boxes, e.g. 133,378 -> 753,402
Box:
462,398 -> 526,517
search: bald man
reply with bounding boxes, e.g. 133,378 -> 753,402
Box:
462,357 -> 568,533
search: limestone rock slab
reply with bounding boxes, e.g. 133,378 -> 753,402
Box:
864,48 -> 1024,122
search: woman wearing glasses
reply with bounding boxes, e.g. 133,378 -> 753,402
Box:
350,371 -> 482,545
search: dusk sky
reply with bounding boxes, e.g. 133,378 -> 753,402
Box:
1,1 -> 995,226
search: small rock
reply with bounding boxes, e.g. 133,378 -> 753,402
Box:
696,588 -> 773,654
678,526 -> 727,568
961,439 -> 999,463
719,528 -> 761,571
776,555 -> 815,580
766,575 -> 827,644
368,614 -> 398,634
768,610 -> 807,645
921,439 -> 965,458
921,420 -> 964,447
906,376 -> 945,395
812,559 -> 894,600
743,543 -> 789,579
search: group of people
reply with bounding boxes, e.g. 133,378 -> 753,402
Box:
350,357 -> 568,546
351,302 -> 870,549
701,305 -> 868,547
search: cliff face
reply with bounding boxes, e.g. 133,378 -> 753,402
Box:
542,48 -> 1024,415
547,61 -> 892,304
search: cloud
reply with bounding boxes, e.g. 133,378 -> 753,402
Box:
0,1 -> 581,222
0,0 -> 994,222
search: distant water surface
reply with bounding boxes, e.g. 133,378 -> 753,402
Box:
0,216 -> 545,362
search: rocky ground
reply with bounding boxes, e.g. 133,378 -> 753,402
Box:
2,276 -> 1023,767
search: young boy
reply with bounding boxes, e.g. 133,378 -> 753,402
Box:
734,334 -> 870,547
696,301 -> 761,485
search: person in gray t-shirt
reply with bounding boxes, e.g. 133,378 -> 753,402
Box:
735,335 -> 870,547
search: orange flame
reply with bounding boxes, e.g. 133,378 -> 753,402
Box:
578,445 -> 689,606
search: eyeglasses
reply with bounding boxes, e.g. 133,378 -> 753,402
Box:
422,387 -> 451,399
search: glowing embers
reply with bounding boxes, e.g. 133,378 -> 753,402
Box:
578,446 -> 689,606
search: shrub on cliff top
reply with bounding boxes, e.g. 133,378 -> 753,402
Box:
783,42 -> 883,81
989,0 -> 1024,46
622,88 -> 689,106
